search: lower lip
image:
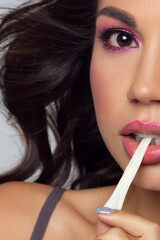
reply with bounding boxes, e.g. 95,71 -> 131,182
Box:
122,135 -> 160,164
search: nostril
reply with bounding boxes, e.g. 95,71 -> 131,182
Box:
127,85 -> 160,104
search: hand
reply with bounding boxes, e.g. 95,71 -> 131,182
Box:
95,208 -> 160,239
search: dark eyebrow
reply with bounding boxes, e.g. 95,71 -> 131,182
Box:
96,6 -> 137,29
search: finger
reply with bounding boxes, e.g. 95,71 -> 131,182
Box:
96,219 -> 111,236
96,206 -> 113,236
95,227 -> 129,240
96,207 -> 160,239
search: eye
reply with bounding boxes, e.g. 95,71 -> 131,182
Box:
109,32 -> 136,47
99,28 -> 139,51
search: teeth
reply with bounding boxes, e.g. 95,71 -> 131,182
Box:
134,132 -> 160,145
135,132 -> 160,138
135,135 -> 141,142
155,138 -> 160,145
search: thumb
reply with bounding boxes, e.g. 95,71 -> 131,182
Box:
96,219 -> 111,236
96,207 -> 113,236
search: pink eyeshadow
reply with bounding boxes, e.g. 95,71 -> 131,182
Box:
96,17 -> 142,46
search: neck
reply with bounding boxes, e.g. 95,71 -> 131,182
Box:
124,184 -> 160,224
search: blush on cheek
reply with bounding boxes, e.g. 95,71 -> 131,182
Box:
90,61 -> 104,114
90,59 -> 112,118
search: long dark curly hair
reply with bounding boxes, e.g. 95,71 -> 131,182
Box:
0,0 -> 123,189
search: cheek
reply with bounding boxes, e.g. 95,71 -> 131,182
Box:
90,47 -> 138,126
90,56 -> 121,127
90,59 -> 111,117
90,52 -> 130,169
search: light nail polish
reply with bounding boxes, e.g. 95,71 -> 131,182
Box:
95,207 -> 114,214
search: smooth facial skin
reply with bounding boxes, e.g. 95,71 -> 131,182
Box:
90,0 -> 160,191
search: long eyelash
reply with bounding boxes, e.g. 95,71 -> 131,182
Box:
97,26 -> 137,51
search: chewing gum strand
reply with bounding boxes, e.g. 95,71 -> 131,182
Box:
104,137 -> 152,210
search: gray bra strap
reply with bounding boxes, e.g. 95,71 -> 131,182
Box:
30,187 -> 66,240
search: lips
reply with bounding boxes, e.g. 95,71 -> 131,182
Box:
121,120 -> 160,164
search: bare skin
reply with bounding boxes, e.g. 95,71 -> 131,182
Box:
0,181 -> 115,240
0,0 -> 160,239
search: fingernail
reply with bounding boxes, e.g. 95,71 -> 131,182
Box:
95,207 -> 114,214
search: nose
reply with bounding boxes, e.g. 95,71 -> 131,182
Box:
127,44 -> 160,104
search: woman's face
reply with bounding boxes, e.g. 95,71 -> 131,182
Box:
90,0 -> 160,191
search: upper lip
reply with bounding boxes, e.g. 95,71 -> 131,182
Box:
121,120 -> 160,136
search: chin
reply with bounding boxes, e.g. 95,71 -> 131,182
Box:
133,165 -> 160,191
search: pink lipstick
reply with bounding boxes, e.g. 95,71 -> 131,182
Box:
121,120 -> 160,164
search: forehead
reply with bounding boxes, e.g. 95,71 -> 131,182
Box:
97,0 -> 160,18
96,0 -> 160,34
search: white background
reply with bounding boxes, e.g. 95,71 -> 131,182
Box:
0,0 -> 25,13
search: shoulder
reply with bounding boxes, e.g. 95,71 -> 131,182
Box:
0,181 -> 83,240
0,181 -> 84,240
0,181 -> 53,240
0,182 -> 115,240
